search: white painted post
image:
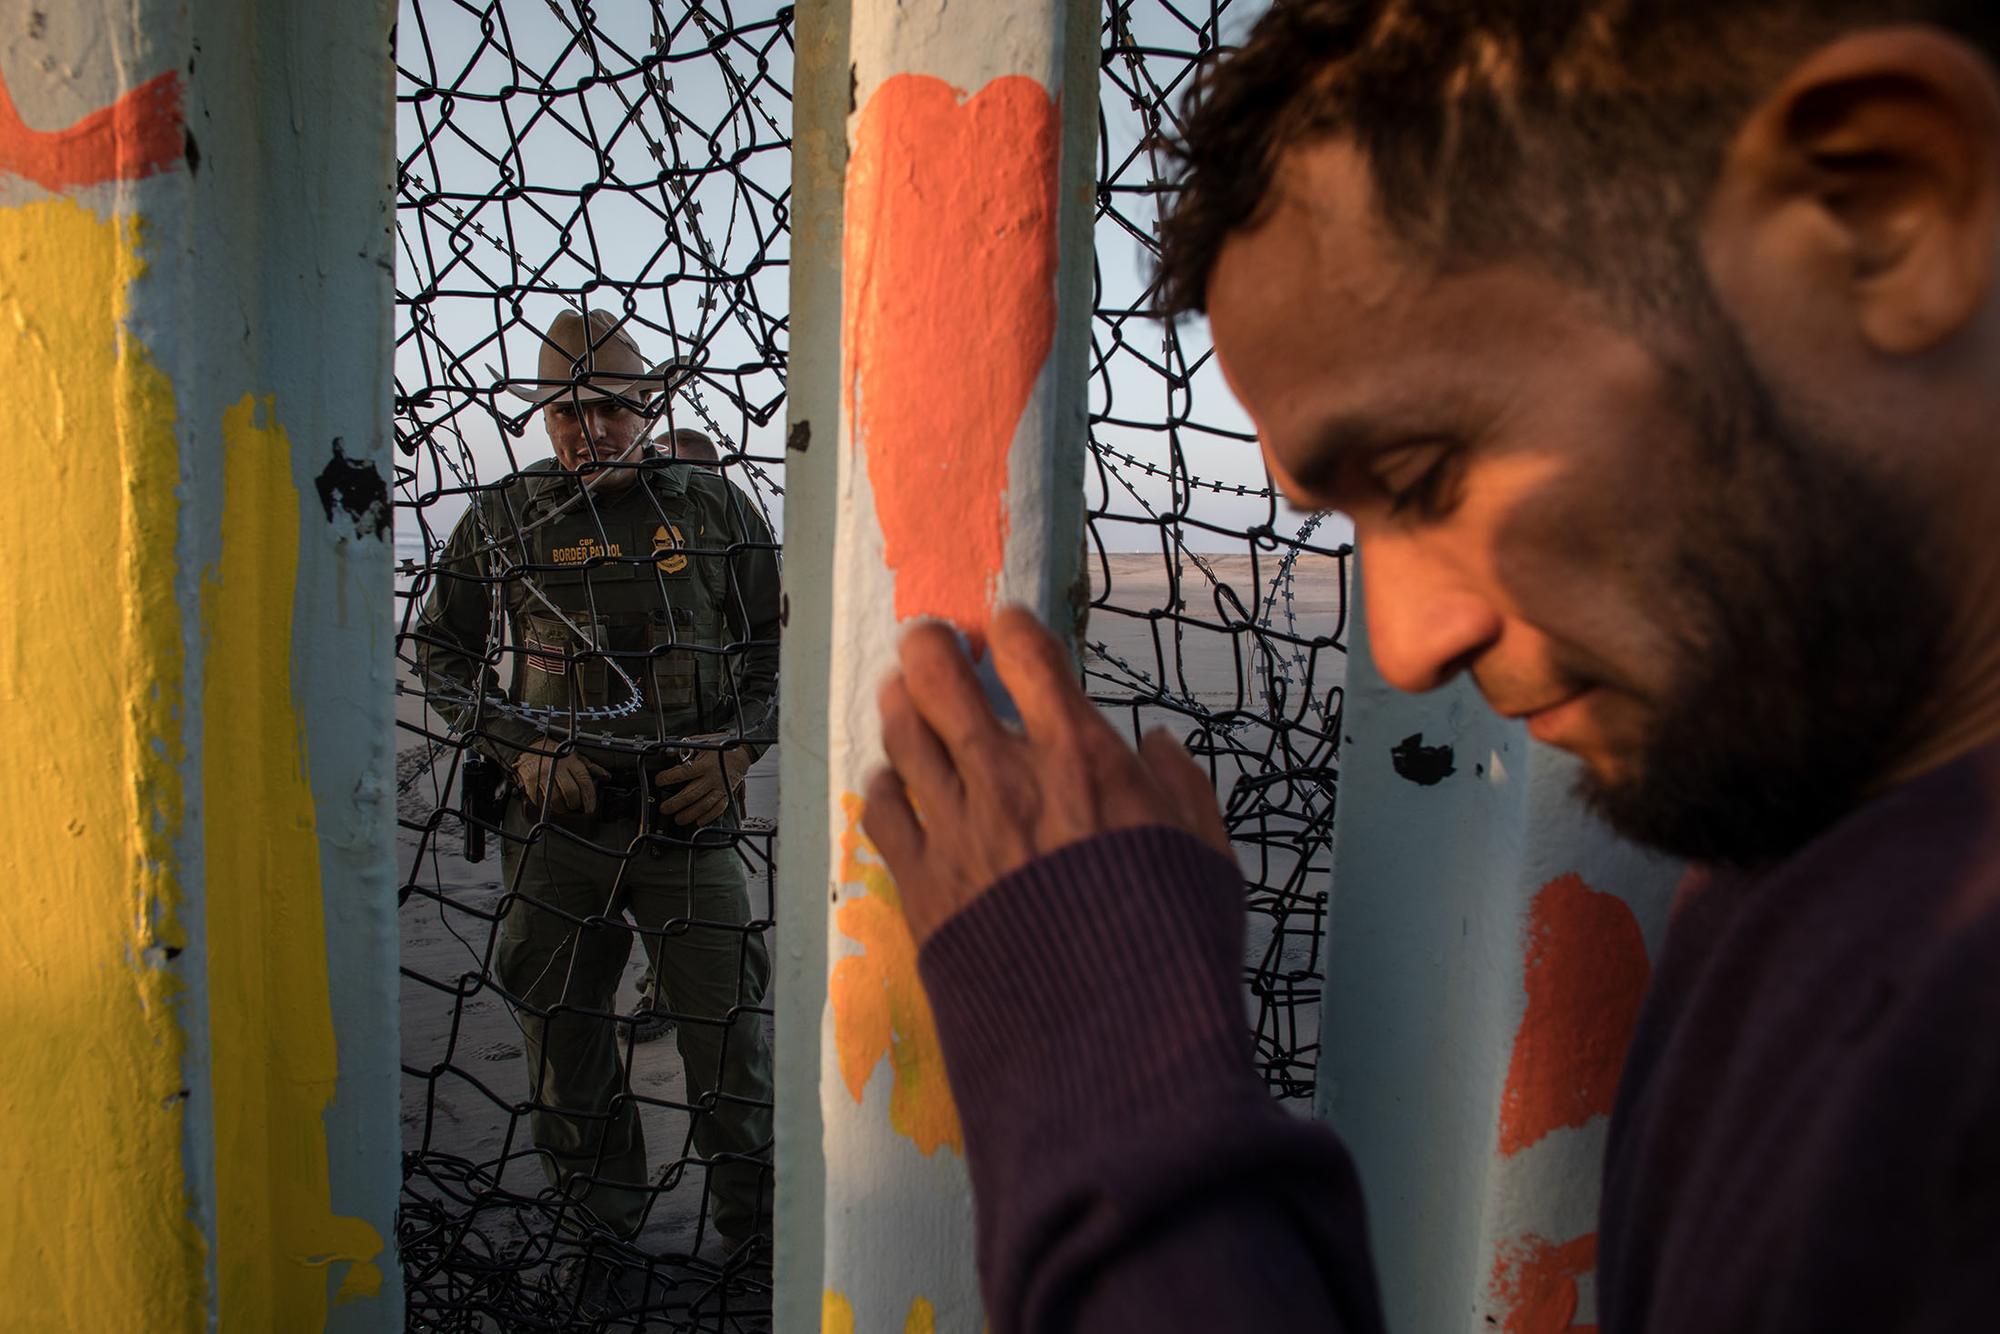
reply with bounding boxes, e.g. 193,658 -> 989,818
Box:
773,2 -> 850,1328
0,1 -> 401,1328
1318,574 -> 1682,1333
778,1 -> 1101,1327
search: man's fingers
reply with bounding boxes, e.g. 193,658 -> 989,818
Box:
672,791 -> 726,826
561,759 -> 596,816
879,672 -> 962,810
989,606 -> 1094,748
657,776 -> 717,817
657,747 -> 733,823
515,756 -> 547,803
652,746 -> 723,790
1139,727 -> 1231,854
658,785 -> 714,822
897,621 -> 1005,759
860,767 -> 925,888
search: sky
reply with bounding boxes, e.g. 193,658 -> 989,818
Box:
392,0 -> 1340,558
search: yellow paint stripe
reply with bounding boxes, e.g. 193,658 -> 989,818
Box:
830,792 -> 962,1154
820,1289 -> 939,1333
0,197 -> 206,1329
204,395 -> 383,1323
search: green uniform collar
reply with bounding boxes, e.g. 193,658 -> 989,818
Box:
637,444 -> 693,498
518,446 -> 693,510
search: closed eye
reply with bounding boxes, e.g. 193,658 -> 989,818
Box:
1373,439 -> 1463,520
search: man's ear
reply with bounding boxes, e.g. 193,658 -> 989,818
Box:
1705,27 -> 2000,358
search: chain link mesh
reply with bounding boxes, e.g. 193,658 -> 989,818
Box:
1092,0 -> 1347,1103
392,1 -> 1337,1326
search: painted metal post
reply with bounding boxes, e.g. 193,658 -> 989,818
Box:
1317,572 -> 1683,1333
779,1 -> 1101,1328
0,2 -> 401,1329
774,2 -> 851,1328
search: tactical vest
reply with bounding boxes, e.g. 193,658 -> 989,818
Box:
497,468 -> 732,746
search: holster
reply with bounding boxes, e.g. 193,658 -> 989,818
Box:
459,747 -> 509,863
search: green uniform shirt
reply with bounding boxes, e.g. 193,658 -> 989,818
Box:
415,455 -> 780,775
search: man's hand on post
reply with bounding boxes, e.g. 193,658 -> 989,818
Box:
864,606 -> 1232,947
512,749 -> 610,815
654,734 -> 754,826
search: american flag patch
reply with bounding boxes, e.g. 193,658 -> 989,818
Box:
526,640 -> 568,675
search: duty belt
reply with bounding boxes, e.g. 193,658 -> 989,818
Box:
511,763 -> 694,842
592,775 -> 652,823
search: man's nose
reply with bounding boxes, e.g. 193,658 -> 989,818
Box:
1358,531 -> 1503,694
581,404 -> 618,434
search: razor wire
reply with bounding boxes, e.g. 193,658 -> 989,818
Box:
1092,0 -> 1347,1104
391,0 -> 1335,1327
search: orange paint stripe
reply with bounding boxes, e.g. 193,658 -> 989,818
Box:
1490,1231 -> 1598,1334
842,73 -> 1061,652
0,66 -> 185,192
1497,874 -> 1650,1156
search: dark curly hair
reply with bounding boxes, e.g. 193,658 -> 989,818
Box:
1156,0 -> 2000,320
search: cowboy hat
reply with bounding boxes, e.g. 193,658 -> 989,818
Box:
490,308 -> 697,405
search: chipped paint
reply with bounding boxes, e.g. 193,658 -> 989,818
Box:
202,396 -> 385,1321
1489,1231 -> 1599,1334
312,438 -> 391,539
829,792 -> 963,1155
841,72 -> 1060,649
1389,731 -> 1456,785
0,64 -> 185,191
0,193 -> 207,1331
1498,875 -> 1651,1156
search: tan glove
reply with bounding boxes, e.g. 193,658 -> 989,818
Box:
653,734 -> 754,827
513,749 -> 609,815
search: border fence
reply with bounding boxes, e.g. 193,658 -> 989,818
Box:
1089,0 -> 1348,1103
391,0 -> 1344,1326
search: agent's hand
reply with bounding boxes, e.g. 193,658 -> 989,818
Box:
654,734 -> 754,826
864,607 -> 1230,947
513,749 -> 609,815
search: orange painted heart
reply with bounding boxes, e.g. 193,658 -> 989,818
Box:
842,73 -> 1062,651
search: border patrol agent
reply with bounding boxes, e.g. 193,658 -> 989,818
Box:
415,309 -> 779,1252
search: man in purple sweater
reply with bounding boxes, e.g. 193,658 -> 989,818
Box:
863,2 -> 2000,1330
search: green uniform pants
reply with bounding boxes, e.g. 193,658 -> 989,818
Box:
496,801 -> 773,1240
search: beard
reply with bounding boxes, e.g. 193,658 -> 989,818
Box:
568,443 -> 648,495
1575,313 -> 1953,868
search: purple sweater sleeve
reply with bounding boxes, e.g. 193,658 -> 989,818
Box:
917,825 -> 1385,1334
